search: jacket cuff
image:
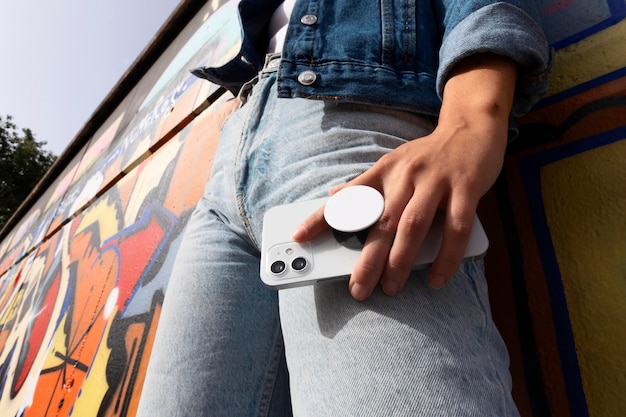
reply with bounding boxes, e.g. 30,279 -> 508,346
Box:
437,2 -> 552,117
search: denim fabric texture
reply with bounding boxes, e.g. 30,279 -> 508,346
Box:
137,58 -> 521,417
192,0 -> 551,118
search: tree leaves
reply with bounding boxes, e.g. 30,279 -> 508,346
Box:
0,115 -> 56,229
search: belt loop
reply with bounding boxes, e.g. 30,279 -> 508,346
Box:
239,53 -> 280,104
238,75 -> 258,104
262,53 -> 282,71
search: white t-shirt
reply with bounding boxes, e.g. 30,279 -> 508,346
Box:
268,0 -> 296,53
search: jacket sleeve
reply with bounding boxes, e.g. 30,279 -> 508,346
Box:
191,0 -> 283,95
433,0 -> 552,116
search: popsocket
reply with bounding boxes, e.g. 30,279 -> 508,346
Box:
324,185 -> 384,232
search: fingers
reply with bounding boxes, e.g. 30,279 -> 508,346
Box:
428,198 -> 477,289
350,186 -> 477,299
379,190 -> 439,295
292,205 -> 328,242
292,181 -> 364,242
348,208 -> 398,300
292,166 -> 480,299
333,167 -> 426,299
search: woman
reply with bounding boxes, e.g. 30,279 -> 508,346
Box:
137,1 -> 551,415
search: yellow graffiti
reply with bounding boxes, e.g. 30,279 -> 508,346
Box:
548,18 -> 626,96
74,195 -> 123,244
71,311 -> 115,417
41,314 -> 68,370
0,284 -> 23,327
0,249 -> 68,416
541,138 -> 626,417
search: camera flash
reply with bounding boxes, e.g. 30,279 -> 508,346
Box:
286,248 -> 294,255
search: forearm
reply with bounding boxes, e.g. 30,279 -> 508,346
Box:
438,53 -> 517,143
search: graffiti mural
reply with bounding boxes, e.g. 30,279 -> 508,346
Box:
0,1 -> 624,416
0,98 -> 236,415
492,1 -> 626,417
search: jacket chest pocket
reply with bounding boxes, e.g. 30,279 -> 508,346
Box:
380,0 -> 418,69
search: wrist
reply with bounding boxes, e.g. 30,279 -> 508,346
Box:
439,53 -> 517,131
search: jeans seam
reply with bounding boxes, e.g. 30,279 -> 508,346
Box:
234,57 -> 281,250
233,99 -> 259,248
483,316 -> 513,417
462,261 -> 488,336
464,260 -> 513,416
256,326 -> 287,417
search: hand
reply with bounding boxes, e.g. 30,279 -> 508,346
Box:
293,54 -> 517,300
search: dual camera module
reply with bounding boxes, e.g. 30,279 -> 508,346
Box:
267,229 -> 368,278
268,244 -> 310,276
270,256 -> 308,275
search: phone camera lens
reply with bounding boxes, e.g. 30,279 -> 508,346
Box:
291,257 -> 308,271
270,260 -> 286,274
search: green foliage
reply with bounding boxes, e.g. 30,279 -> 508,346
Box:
0,115 -> 56,229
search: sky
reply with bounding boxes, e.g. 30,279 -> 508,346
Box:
0,0 -> 182,156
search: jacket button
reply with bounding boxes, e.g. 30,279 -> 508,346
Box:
300,14 -> 317,25
298,70 -> 317,85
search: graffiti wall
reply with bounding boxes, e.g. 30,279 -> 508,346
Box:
0,1 -> 623,416
487,1 -> 626,416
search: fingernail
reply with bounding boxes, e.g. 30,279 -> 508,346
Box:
350,283 -> 371,300
291,225 -> 305,240
429,274 -> 448,290
382,281 -> 400,296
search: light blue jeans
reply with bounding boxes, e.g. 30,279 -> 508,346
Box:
137,55 -> 520,417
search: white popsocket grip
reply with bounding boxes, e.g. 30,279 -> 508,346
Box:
324,185 -> 384,232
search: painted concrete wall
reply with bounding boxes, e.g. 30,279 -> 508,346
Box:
0,1 -> 623,416
494,1 -> 626,415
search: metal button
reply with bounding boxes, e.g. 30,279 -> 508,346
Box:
300,14 -> 318,25
298,70 -> 317,85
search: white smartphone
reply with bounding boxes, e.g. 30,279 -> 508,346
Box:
260,197 -> 489,289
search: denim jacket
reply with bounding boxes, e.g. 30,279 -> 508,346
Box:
192,0 -> 551,118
